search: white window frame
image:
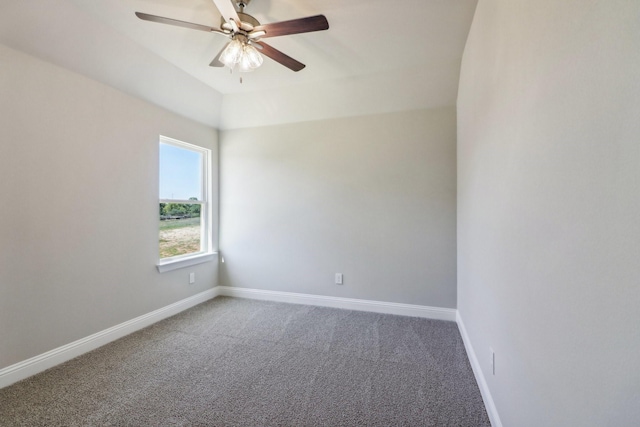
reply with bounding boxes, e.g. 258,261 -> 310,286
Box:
157,135 -> 214,273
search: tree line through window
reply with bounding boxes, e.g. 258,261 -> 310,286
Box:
160,199 -> 200,220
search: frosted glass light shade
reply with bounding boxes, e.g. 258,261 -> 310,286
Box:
219,39 -> 243,68
219,38 -> 264,72
244,44 -> 263,68
238,52 -> 255,73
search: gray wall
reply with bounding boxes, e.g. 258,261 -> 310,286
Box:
0,44 -> 218,369
220,108 -> 457,308
457,1 -> 640,425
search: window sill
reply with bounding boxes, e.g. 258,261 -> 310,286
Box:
157,252 -> 217,273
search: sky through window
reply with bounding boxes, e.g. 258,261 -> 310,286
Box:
159,142 -> 202,200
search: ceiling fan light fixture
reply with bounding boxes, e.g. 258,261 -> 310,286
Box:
238,53 -> 255,73
219,38 -> 243,68
244,44 -> 263,68
220,36 -> 263,72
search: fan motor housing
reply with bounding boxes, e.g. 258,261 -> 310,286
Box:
238,12 -> 260,27
235,0 -> 259,26
221,12 -> 260,29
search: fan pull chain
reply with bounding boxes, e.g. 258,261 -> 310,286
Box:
227,64 -> 242,83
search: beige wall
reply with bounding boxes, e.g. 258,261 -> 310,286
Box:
457,1 -> 640,425
219,108 -> 457,308
0,44 -> 218,369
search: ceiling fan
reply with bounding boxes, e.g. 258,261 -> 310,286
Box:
136,0 -> 329,74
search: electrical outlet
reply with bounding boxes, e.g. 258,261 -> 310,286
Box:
335,273 -> 343,285
189,272 -> 195,284
490,347 -> 495,375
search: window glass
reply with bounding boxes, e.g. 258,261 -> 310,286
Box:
159,137 -> 210,261
159,143 -> 202,201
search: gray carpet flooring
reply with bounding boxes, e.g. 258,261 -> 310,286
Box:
0,296 -> 490,426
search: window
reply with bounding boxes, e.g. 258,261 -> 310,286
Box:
157,136 -> 213,272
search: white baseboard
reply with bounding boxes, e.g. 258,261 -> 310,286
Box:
456,312 -> 502,427
215,286 -> 457,322
0,288 -> 219,389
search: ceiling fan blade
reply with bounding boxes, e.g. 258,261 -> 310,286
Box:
211,0 -> 240,25
254,15 -> 329,38
135,12 -> 225,35
209,44 -> 228,67
254,42 -> 305,72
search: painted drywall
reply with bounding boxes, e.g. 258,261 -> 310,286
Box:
219,64 -> 461,130
457,1 -> 640,425
219,108 -> 457,308
0,44 -> 218,369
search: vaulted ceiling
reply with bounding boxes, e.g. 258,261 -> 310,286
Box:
0,0 -> 477,129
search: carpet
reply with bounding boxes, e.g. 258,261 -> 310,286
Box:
0,296 -> 490,426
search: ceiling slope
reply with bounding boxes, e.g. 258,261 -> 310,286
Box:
0,0 -> 478,130
0,0 -> 224,127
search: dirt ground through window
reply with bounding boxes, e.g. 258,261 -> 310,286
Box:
159,225 -> 201,258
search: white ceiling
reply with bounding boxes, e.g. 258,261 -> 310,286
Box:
0,0 -> 477,129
